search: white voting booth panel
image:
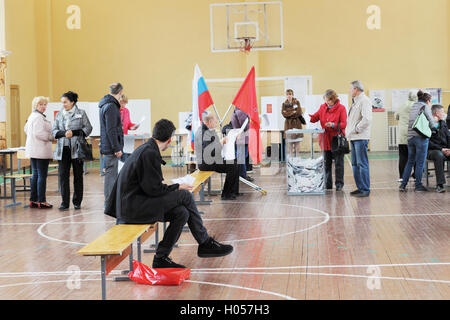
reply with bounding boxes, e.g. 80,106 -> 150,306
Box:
261,94 -> 349,130
45,99 -> 151,137
304,94 -> 349,129
260,96 -> 285,130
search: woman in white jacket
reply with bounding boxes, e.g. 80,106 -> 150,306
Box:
24,97 -> 54,209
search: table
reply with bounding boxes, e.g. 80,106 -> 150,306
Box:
0,149 -> 18,199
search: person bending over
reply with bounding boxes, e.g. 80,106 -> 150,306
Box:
105,119 -> 233,268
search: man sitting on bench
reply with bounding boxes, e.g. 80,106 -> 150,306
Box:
195,113 -> 240,200
104,119 -> 233,268
428,104 -> 450,193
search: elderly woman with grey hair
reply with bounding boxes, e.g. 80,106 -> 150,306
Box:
395,90 -> 418,181
52,91 -> 92,211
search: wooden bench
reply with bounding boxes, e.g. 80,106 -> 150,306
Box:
144,169 -> 215,253
77,223 -> 157,300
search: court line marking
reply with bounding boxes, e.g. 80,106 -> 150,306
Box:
189,271 -> 450,285
178,203 -> 330,246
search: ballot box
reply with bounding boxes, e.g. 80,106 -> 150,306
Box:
285,129 -> 325,195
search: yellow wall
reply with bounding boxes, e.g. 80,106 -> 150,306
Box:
3,0 -> 450,148
4,0 -> 39,146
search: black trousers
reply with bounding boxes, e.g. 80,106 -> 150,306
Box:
427,150 -> 450,186
155,190 -> 210,258
399,144 -> 416,179
58,146 -> 84,207
199,162 -> 239,196
324,150 -> 344,189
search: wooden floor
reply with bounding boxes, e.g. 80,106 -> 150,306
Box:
0,154 -> 449,300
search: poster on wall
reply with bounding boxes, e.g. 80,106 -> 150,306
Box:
370,90 -> 386,112
391,88 -> 441,112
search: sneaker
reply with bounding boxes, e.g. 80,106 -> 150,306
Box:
350,189 -> 361,195
198,237 -> 233,258
399,184 -> 407,192
152,255 -> 186,269
436,185 -> 446,193
414,185 -> 428,192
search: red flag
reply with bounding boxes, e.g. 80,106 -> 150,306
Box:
231,67 -> 262,164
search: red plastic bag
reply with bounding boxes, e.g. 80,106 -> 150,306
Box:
128,260 -> 190,286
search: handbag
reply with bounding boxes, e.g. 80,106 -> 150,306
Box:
299,115 -> 306,125
76,133 -> 94,161
412,106 -> 432,138
331,122 -> 350,154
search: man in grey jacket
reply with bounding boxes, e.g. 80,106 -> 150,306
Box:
347,80 -> 372,197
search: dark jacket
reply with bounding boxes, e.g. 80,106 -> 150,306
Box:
446,105 -> 450,128
104,138 -> 179,224
194,123 -> 223,166
99,94 -> 124,155
231,108 -> 250,144
428,120 -> 450,151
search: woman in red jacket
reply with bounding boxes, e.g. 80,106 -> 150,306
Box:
309,90 -> 347,191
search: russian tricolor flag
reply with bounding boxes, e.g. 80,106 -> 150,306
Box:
191,64 -> 214,150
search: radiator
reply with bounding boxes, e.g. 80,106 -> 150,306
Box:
388,126 -> 398,149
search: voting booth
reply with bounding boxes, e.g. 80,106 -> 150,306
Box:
286,129 -> 325,195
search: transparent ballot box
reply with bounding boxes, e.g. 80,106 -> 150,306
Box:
285,129 -> 325,195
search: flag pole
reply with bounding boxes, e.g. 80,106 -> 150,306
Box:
220,104 -> 234,126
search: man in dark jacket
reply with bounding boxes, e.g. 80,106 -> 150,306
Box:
105,119 -> 233,268
195,113 -> 240,200
428,104 -> 450,193
99,83 -> 124,205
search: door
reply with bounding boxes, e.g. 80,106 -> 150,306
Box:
9,85 -> 20,147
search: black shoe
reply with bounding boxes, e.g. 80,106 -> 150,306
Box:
221,194 -> 236,200
414,185 -> 428,192
152,255 -> 186,269
336,186 -> 343,191
38,202 -> 53,209
326,185 -> 333,190
350,189 -> 361,195
198,237 -> 233,258
29,202 -> 39,208
436,185 -> 446,193
59,205 -> 69,211
354,191 -> 370,198
399,184 -> 407,192
243,176 -> 254,182
74,205 -> 81,210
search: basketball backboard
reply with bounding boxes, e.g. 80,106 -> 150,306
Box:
210,1 -> 283,52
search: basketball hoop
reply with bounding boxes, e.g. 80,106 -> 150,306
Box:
236,37 -> 255,54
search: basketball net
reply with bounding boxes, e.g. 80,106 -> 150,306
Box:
238,37 -> 255,54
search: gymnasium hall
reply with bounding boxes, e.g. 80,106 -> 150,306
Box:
0,0 -> 448,306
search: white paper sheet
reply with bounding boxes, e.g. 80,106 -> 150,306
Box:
221,118 -> 248,160
172,174 -> 195,185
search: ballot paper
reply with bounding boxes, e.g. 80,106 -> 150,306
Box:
221,118 -> 249,161
130,116 -> 145,130
172,174 -> 195,186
